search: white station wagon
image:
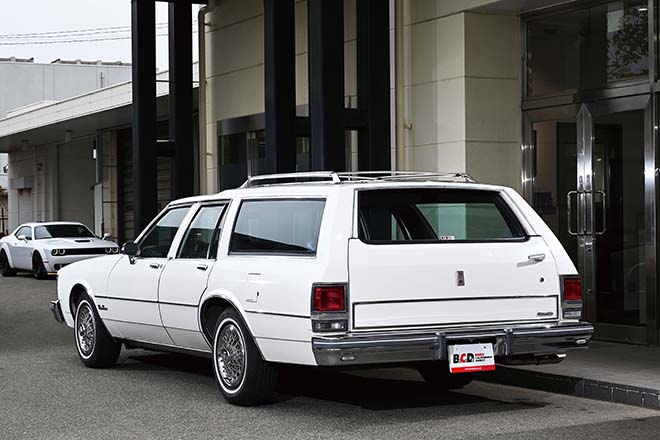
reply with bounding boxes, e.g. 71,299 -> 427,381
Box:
51,171 -> 593,405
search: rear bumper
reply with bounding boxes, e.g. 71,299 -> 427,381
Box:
50,300 -> 65,323
312,321 -> 593,366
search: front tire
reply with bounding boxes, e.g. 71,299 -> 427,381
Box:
418,363 -> 474,391
74,296 -> 121,368
0,250 -> 17,277
212,309 -> 278,406
32,253 -> 48,280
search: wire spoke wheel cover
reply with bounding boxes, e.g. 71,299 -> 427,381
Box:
75,301 -> 96,359
214,320 -> 246,391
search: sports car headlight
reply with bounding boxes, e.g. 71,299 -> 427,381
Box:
51,249 -> 57,256
111,247 -> 119,254
51,249 -> 66,256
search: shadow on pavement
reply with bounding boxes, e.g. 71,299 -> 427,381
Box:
122,352 -> 546,412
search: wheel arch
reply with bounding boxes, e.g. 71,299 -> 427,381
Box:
199,291 -> 264,359
68,282 -> 97,317
0,243 -> 15,267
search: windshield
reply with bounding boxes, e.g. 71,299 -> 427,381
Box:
34,224 -> 95,239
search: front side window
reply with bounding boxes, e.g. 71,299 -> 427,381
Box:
17,226 -> 32,240
230,199 -> 325,255
35,224 -> 94,239
358,189 -> 526,243
139,207 -> 190,258
178,205 -> 227,259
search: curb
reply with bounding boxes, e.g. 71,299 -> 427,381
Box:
483,366 -> 660,410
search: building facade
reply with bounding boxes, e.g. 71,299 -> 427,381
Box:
0,57 -> 132,235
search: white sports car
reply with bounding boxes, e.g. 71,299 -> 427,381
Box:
0,222 -> 119,279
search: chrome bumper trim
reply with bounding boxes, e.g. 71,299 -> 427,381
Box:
312,322 -> 594,366
50,300 -> 65,323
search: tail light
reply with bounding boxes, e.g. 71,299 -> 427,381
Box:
311,284 -> 348,333
313,285 -> 346,312
561,276 -> 583,319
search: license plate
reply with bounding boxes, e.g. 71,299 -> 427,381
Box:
448,343 -> 495,374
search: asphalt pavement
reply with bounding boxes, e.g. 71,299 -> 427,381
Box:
1,274 -> 659,440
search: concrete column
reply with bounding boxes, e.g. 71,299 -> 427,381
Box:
405,11 -> 521,191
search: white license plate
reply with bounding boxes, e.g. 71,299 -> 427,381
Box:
448,343 -> 495,374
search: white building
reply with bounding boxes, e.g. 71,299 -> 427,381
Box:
0,57 -> 131,235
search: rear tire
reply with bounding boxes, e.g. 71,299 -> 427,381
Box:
418,363 -> 474,390
32,253 -> 48,280
74,295 -> 121,368
212,308 -> 279,406
0,250 -> 17,277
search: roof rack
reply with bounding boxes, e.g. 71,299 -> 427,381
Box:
240,171 -> 477,188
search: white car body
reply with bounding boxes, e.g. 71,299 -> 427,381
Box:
54,172 -> 592,374
0,221 -> 119,275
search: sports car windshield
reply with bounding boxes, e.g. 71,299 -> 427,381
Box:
34,225 -> 95,239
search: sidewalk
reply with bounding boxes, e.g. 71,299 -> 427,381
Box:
486,341 -> 660,409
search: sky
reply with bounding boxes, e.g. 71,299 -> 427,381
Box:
0,0 -> 199,70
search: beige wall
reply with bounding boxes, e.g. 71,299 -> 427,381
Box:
202,0 -> 522,192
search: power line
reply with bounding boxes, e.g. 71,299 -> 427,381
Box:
0,21 -> 197,39
0,31 -> 198,46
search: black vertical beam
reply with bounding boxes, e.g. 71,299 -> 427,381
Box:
357,0 -> 391,171
264,0 -> 297,173
308,0 -> 345,171
169,0 -> 195,198
131,0 -> 158,234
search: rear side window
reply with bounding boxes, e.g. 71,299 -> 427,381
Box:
178,204 -> 227,259
230,199 -> 325,255
358,189 -> 526,243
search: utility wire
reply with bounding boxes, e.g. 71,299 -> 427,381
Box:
0,22 -> 196,39
0,31 -> 199,46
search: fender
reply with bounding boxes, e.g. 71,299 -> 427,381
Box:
0,242 -> 15,268
198,288 -> 263,355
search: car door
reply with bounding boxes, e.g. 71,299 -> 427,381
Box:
104,205 -> 192,345
10,226 -> 34,269
159,203 -> 229,351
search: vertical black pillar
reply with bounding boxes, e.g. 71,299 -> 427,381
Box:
131,0 -> 157,233
264,0 -> 297,173
357,0 -> 391,171
308,0 -> 345,171
169,0 -> 194,198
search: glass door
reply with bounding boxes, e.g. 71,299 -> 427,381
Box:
572,95 -> 654,344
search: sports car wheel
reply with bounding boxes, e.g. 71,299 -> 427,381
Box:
74,295 -> 121,368
212,309 -> 278,406
0,250 -> 17,277
32,253 -> 48,280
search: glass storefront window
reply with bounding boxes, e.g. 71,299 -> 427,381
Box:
527,0 -> 648,96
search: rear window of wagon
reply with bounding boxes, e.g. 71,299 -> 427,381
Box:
357,189 -> 527,243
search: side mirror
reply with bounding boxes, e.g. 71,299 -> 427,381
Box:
102,233 -> 112,241
122,242 -> 140,264
17,235 -> 27,242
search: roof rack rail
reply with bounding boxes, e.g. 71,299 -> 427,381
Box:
335,171 -> 477,183
240,171 -> 477,188
240,171 -> 341,188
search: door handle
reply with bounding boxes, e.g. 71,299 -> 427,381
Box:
528,253 -> 546,262
196,264 -> 208,271
566,191 -> 579,236
595,190 -> 607,235
149,263 -> 161,269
